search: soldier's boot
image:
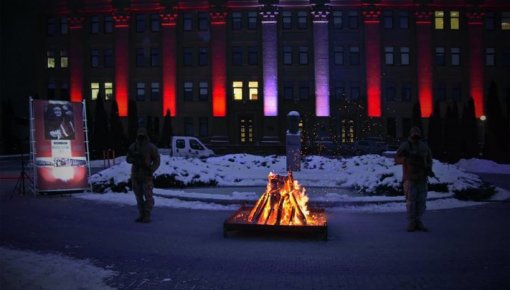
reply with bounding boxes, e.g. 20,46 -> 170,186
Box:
142,210 -> 151,223
135,211 -> 144,223
406,221 -> 417,232
416,220 -> 429,232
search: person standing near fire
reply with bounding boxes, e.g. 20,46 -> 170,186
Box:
127,127 -> 160,223
395,126 -> 434,232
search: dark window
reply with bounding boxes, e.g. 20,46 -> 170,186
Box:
387,117 -> 396,138
334,83 -> 346,100
283,85 -> 293,100
151,14 -> 160,31
299,85 -> 309,100
183,48 -> 193,66
176,139 -> 185,149
348,11 -> 358,29
47,81 -> 56,99
385,84 -> 396,101
282,11 -> 292,29
299,46 -> 308,65
104,16 -> 113,33
400,47 -> 410,65
383,11 -> 393,29
199,117 -> 208,137
60,17 -> 68,34
184,82 -> 193,101
332,11 -> 343,29
47,18 -> 57,36
485,12 -> 495,30
297,11 -> 307,29
90,16 -> 100,33
485,48 -> 495,66
232,12 -> 242,30
435,84 -> 446,101
184,118 -> 194,136
199,82 -> 208,101
199,48 -> 208,66
248,46 -> 258,65
248,12 -> 257,29
401,85 -> 412,102
136,15 -> 145,32
61,83 -> 69,99
104,49 -> 113,67
399,11 -> 409,29
151,48 -> 160,66
283,46 -> 292,65
349,46 -> 360,65
350,82 -> 360,100
452,86 -> 461,101
183,13 -> 192,31
385,46 -> 394,65
136,82 -> 145,101
190,139 -> 204,150
435,47 -> 445,66
451,47 -> 460,66
151,82 -> 160,101
91,49 -> 100,67
334,46 -> 344,65
232,47 -> 242,65
136,48 -> 146,67
402,118 -> 412,138
198,12 -> 209,30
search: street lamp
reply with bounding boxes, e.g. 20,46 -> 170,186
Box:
479,115 -> 486,157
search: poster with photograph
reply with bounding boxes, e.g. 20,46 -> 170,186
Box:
32,99 -> 89,192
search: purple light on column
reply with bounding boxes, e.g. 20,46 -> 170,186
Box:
313,11 -> 330,117
262,11 -> 278,116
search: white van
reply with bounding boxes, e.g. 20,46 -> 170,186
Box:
168,136 -> 215,158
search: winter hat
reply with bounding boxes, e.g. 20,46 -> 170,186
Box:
409,126 -> 421,138
136,127 -> 148,137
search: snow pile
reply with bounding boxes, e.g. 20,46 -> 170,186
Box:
456,158 -> 510,174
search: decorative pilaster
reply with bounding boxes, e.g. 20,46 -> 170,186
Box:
414,10 -> 433,117
362,9 -> 382,117
210,11 -> 227,117
466,11 -> 485,118
113,13 -> 130,116
69,16 -> 84,102
261,9 -> 279,116
312,10 -> 330,117
161,13 -> 178,116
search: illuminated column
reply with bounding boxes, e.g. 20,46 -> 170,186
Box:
467,12 -> 485,118
161,13 -> 178,117
69,16 -> 84,102
113,13 -> 130,117
261,10 -> 278,116
312,10 -> 330,117
414,11 -> 433,118
210,11 -> 227,117
362,10 -> 382,117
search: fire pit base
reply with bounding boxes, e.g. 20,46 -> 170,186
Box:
223,205 -> 328,240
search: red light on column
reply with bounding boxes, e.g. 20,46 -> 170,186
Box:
416,23 -> 433,118
364,21 -> 381,117
162,23 -> 177,117
69,17 -> 84,102
468,13 -> 485,118
115,29 -> 129,117
210,12 -> 227,117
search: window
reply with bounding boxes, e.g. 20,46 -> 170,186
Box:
47,81 -> 56,99
91,49 -> 100,67
183,13 -> 192,31
400,47 -> 409,65
341,119 -> 355,143
485,12 -> 495,30
502,12 -> 510,30
198,12 -> 209,30
104,49 -> 113,67
332,11 -> 343,29
104,16 -> 113,33
105,82 -> 113,100
334,82 -> 346,100
350,82 -> 360,100
232,47 -> 242,65
299,85 -> 309,100
334,46 -> 344,65
60,50 -> 68,68
434,11 -> 444,30
385,46 -> 394,65
385,84 -> 396,101
232,12 -> 242,30
399,11 -> 408,29
176,139 -> 185,149
283,46 -> 292,65
299,46 -> 308,65
297,11 -> 307,29
60,17 -> 68,34
47,18 -> 57,36
136,48 -> 146,67
387,118 -> 396,138
435,47 -> 445,65
151,82 -> 160,101
239,118 -> 254,143
435,84 -> 446,101
283,85 -> 293,100
348,11 -> 358,29
199,82 -> 208,101
90,16 -> 99,33
183,48 -> 192,66
401,84 -> 412,101
233,81 -> 243,100
349,46 -> 360,65
383,11 -> 393,29
150,48 -> 160,66
451,47 -> 460,66
452,86 -> 461,101
248,46 -> 258,65
136,82 -> 145,101
151,14 -> 160,31
184,117 -> 194,136
199,48 -> 208,66
184,82 -> 193,101
450,11 -> 460,30
249,81 -> 258,100
282,11 -> 292,29
485,48 -> 495,66
61,83 -> 69,99
90,82 -> 100,100
136,15 -> 145,32
199,117 -> 208,137
248,12 -> 257,29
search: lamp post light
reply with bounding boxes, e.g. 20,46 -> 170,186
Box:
479,115 -> 486,157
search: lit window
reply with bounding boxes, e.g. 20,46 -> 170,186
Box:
240,118 -> 253,143
136,82 -> 145,100
451,47 -> 460,65
151,82 -> 160,101
249,81 -> 258,101
434,11 -> 444,30
400,47 -> 409,65
485,48 -> 495,66
105,82 -> 113,100
341,119 -> 354,143
184,82 -> 193,101
199,82 -> 208,101
47,50 -> 56,68
384,46 -> 394,65
90,82 -> 99,100
233,81 -> 243,100
502,12 -> 510,30
332,11 -> 343,29
60,50 -> 68,68
450,11 -> 460,30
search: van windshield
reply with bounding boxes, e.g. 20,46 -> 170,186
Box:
190,139 -> 204,150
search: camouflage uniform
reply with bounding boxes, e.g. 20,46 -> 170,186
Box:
126,128 -> 160,223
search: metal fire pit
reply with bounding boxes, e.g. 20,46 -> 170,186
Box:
223,205 -> 328,240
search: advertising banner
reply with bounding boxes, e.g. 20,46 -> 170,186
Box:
32,99 -> 89,192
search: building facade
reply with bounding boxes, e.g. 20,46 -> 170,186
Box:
39,0 -> 510,149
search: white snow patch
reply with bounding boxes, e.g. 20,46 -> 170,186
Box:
456,158 -> 510,174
